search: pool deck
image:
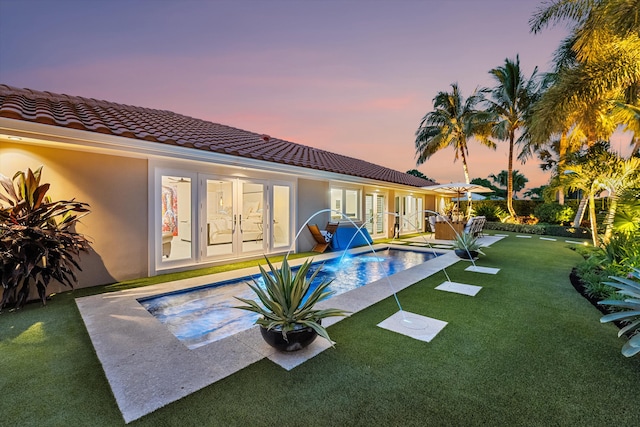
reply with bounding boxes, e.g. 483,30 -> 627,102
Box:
76,237 -> 503,423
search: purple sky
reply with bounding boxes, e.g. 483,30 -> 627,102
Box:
0,0 -> 601,191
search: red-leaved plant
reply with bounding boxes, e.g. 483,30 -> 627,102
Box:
0,167 -> 91,310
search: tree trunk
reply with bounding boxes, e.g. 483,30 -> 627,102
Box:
506,132 -> 516,219
557,133 -> 567,205
461,149 -> 472,218
603,192 -> 617,243
573,196 -> 588,228
588,191 -> 598,247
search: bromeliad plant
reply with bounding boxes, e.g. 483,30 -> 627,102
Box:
0,167 -> 91,310
234,256 -> 348,344
598,268 -> 640,358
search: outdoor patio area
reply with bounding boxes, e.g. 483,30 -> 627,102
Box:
76,239 -> 497,423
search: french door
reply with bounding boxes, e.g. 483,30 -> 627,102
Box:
401,195 -> 423,234
202,177 -> 266,259
158,170 -> 293,270
201,178 -> 293,260
365,193 -> 386,239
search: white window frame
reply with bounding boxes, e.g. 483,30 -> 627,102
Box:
330,185 -> 362,222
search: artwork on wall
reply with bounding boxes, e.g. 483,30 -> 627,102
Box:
162,185 -> 178,235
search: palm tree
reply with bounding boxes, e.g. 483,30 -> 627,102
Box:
405,169 -> 431,181
489,170 -> 529,198
414,83 -> 495,205
486,55 -> 540,219
600,156 -> 640,241
527,0 -> 640,220
528,0 -> 640,159
562,141 -> 640,246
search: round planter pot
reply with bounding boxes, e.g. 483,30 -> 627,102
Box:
260,323 -> 319,352
454,249 -> 478,259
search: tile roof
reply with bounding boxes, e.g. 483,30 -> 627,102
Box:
0,84 -> 435,188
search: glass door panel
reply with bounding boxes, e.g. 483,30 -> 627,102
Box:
241,182 -> 265,253
365,194 -> 374,233
272,185 -> 290,250
205,179 -> 234,258
402,196 -> 415,233
376,195 -> 385,235
160,175 -> 192,262
365,193 -> 386,238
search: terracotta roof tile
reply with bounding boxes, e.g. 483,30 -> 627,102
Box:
0,84 -> 436,188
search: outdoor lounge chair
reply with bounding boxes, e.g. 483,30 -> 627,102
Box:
463,216 -> 486,237
307,222 -> 339,253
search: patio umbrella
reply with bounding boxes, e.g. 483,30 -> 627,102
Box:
424,182 -> 493,215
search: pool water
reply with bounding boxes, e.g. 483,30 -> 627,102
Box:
139,248 -> 441,349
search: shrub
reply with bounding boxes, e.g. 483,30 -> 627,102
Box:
484,222 -> 546,235
599,268 -> 640,357
0,167 -> 91,310
472,204 -> 508,222
484,221 -> 591,238
534,202 -> 575,225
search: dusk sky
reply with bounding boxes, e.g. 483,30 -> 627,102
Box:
2,0 -> 619,191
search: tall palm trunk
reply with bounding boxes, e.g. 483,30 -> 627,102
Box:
461,149 -> 472,217
506,131 -> 516,218
603,193 -> 618,243
557,133 -> 567,205
573,196 -> 588,227
588,191 -> 598,247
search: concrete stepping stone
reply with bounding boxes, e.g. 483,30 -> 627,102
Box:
465,265 -> 500,274
377,310 -> 447,342
435,281 -> 483,296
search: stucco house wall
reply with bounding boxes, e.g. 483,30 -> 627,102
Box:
0,141 -> 149,290
296,178 -> 330,251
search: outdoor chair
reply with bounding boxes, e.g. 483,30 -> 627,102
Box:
427,215 -> 437,234
463,216 -> 486,237
307,222 -> 339,253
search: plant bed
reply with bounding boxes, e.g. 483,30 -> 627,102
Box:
569,268 -> 627,329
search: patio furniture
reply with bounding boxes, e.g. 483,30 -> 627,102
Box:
464,216 -> 486,237
427,215 -> 437,234
434,220 -> 465,240
307,222 -> 339,253
331,224 -> 373,250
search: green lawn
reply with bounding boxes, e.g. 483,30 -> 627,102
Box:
1,233 -> 639,426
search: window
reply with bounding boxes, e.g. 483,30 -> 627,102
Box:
330,187 -> 361,221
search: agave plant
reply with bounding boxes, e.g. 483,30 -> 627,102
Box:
452,232 -> 485,256
598,268 -> 640,357
234,256 -> 348,344
0,167 -> 91,310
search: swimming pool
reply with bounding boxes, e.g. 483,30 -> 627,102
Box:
139,248 -> 441,349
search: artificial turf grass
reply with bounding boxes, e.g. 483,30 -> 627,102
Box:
2,233 -> 640,426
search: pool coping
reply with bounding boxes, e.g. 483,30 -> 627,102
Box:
76,239 -> 501,423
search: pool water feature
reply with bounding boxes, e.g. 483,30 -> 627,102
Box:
139,248 -> 442,349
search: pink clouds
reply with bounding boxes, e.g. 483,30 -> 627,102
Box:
0,0 -> 576,191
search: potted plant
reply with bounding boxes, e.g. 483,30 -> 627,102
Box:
234,256 -> 348,352
452,232 -> 485,259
